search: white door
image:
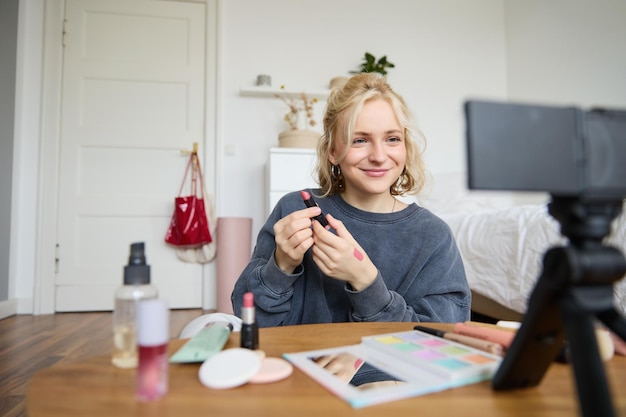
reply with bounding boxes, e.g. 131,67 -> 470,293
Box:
55,0 -> 207,311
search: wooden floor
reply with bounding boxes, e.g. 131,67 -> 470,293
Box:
0,309 -> 207,417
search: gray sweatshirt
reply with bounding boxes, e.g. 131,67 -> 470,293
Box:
232,189 -> 471,326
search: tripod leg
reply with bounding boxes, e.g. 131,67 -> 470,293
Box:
560,291 -> 615,417
492,247 -> 567,390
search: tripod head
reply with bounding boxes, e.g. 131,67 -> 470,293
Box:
548,197 -> 624,247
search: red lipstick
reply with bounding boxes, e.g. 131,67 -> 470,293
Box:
240,292 -> 259,350
300,190 -> 329,228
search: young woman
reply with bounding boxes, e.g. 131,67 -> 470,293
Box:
232,73 -> 470,326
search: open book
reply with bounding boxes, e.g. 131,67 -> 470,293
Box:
283,329 -> 502,408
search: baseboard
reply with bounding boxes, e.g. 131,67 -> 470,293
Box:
0,298 -> 18,319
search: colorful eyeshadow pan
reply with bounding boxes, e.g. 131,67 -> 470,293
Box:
361,330 -> 502,383
435,358 -> 471,370
393,342 -> 422,352
439,345 -> 470,355
413,350 -> 445,360
421,339 -> 447,348
463,354 -> 495,364
375,336 -> 405,344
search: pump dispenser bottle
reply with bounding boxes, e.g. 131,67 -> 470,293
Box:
112,242 -> 158,368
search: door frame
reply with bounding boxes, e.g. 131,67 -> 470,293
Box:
34,0 -> 220,314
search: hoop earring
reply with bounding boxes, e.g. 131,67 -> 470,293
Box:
331,164 -> 343,189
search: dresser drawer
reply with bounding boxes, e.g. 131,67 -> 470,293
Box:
267,148 -> 319,214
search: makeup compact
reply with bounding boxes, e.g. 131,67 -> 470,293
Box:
250,357 -> 293,384
199,348 -> 261,389
198,348 -> 293,389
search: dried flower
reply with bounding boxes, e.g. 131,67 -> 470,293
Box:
275,85 -> 318,130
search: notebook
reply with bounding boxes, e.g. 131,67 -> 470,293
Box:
283,329 -> 501,408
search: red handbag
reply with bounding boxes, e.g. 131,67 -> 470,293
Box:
164,153 -> 213,248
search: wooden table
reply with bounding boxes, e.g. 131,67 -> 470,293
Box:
26,322 -> 626,417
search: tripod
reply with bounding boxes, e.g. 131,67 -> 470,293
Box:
492,196 -> 626,417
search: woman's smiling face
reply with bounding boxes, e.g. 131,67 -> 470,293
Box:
331,98 -> 406,202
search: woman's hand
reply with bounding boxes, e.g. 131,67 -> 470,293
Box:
273,207 -> 322,273
311,214 -> 378,291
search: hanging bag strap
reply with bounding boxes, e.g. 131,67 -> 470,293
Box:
177,152 -> 205,198
192,153 -> 206,199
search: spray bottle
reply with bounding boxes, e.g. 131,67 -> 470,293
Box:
112,242 -> 158,368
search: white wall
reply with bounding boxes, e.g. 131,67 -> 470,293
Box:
502,0 -> 626,206
217,0 -> 507,238
217,0 -> 626,239
505,0 -> 626,109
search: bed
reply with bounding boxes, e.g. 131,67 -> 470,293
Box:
415,172 -> 626,322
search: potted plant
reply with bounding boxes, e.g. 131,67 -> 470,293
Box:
329,52 -> 395,89
275,87 -> 320,148
350,52 -> 395,75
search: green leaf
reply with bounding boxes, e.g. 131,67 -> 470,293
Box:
352,52 -> 395,74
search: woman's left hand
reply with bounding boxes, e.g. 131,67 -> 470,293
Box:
311,214 -> 378,291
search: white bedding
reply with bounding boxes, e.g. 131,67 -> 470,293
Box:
416,171 -> 626,317
443,204 -> 626,316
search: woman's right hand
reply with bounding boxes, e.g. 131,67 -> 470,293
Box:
273,206 -> 325,273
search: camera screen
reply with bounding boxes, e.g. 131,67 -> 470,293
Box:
585,110 -> 626,196
464,100 -> 626,198
464,100 -> 583,195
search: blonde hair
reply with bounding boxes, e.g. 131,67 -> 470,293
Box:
316,73 -> 427,197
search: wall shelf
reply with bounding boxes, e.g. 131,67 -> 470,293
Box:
239,86 -> 330,100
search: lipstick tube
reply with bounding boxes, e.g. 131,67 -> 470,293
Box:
241,292 -> 259,350
300,190 -> 329,228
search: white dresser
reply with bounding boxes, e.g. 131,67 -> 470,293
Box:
267,147 -> 319,215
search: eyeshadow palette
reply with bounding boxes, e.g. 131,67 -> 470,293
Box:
284,329 -> 502,408
361,330 -> 500,382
